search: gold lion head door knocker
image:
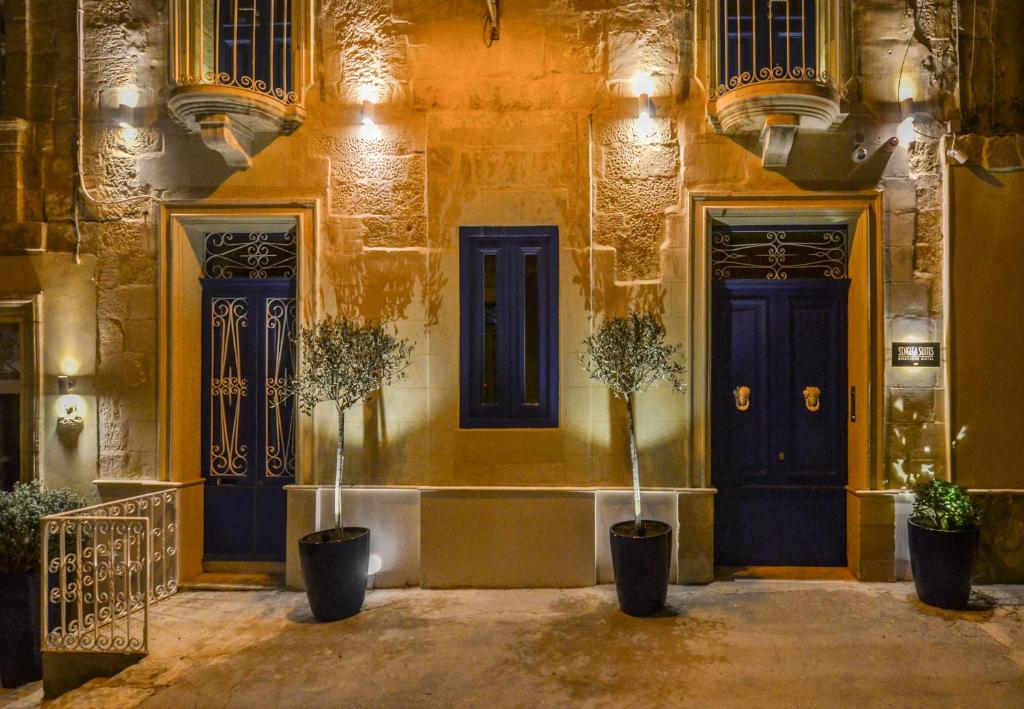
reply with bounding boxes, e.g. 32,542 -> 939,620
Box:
803,386 -> 821,412
733,385 -> 751,412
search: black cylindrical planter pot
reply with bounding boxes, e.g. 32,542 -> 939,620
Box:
610,520 -> 672,617
908,519 -> 979,610
299,527 -> 370,622
0,572 -> 42,688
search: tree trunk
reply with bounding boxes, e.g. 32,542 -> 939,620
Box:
626,393 -> 642,528
335,404 -> 345,530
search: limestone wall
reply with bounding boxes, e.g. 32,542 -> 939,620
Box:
0,0 -> 999,494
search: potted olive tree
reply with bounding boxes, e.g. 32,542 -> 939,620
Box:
581,312 -> 685,616
290,315 -> 412,621
908,478 -> 981,610
0,482 -> 84,687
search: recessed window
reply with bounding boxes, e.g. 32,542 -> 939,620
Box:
460,227 -> 559,428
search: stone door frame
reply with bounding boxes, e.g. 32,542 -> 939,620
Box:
157,202 -> 319,487
688,192 -> 885,492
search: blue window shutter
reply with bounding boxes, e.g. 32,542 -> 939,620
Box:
460,226 -> 559,428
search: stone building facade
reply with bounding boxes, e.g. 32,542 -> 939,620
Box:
1,0 -> 1022,586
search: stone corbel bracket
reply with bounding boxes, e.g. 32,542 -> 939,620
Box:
760,114 -> 800,168
198,113 -> 255,168
168,85 -> 306,168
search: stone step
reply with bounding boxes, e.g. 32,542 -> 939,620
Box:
178,572 -> 285,591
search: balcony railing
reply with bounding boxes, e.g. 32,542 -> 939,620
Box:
41,490 -> 179,654
710,0 -> 836,100
169,0 -> 314,167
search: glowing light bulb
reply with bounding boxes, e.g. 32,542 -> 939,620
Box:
116,86 -> 140,109
360,122 -> 382,140
357,85 -> 380,104
896,117 -> 916,146
637,110 -> 654,134
632,72 -> 655,97
60,356 -> 80,376
367,553 -> 383,575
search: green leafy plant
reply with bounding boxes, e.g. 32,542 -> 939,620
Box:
0,481 -> 85,575
288,315 -> 413,532
912,478 -> 981,531
580,312 -> 685,529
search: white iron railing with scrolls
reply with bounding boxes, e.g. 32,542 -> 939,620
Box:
40,489 -> 179,655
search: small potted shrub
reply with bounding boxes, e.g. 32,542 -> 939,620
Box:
581,312 -> 685,616
908,478 -> 981,610
289,315 -> 412,621
0,482 -> 84,687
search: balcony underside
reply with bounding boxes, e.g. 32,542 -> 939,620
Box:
168,85 -> 306,168
708,80 -> 846,167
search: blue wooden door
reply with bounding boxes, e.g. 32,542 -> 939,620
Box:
201,278 -> 296,561
712,279 -> 849,566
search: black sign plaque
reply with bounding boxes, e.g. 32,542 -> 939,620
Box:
892,342 -> 940,367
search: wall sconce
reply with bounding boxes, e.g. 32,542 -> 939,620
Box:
101,85 -> 147,137
636,94 -> 655,134
58,374 -> 75,395
360,99 -> 382,139
361,100 -> 376,127
947,146 -> 969,165
56,358 -> 84,433
117,86 -> 140,109
632,72 -> 656,133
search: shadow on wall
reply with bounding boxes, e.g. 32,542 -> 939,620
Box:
726,129 -> 897,191
570,245 -> 669,318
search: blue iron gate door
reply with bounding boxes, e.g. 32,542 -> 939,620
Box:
712,279 -> 849,566
201,278 -> 296,561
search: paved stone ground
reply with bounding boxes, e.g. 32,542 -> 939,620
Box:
4,582 -> 1024,708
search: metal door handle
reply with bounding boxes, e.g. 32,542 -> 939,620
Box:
850,386 -> 857,422
734,386 -> 751,411
803,386 -> 821,412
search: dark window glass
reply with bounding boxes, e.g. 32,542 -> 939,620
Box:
217,0 -> 293,99
460,227 -> 558,428
483,253 -> 499,405
523,252 -> 540,405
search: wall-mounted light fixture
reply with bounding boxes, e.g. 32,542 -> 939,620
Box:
357,85 -> 383,139
632,72 -> 656,133
361,100 -> 376,128
101,85 -> 146,139
116,86 -> 140,110
56,357 -> 85,433
58,374 -> 75,396
947,146 -> 969,165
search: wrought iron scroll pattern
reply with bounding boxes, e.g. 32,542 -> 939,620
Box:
265,297 -> 296,478
210,298 -> 249,476
711,0 -> 833,100
204,231 -> 296,279
41,490 -> 179,654
173,0 -> 301,106
711,227 -> 848,280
